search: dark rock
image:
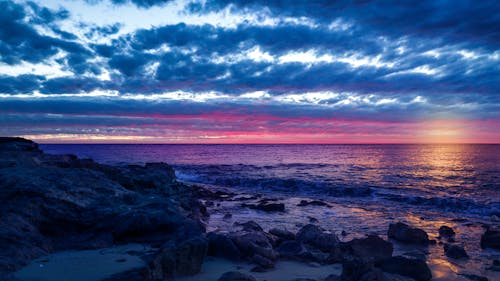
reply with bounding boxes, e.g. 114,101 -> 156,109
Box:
459,273 -> 489,281
277,241 -> 315,262
218,271 -> 256,281
231,231 -> 277,261
243,202 -> 285,212
297,224 -> 339,252
343,235 -> 393,262
376,256 -> 432,281
309,217 -> 319,223
223,213 -> 233,219
388,222 -> 429,245
480,228 -> 500,250
341,257 -> 375,281
148,236 -> 208,278
297,200 -> 329,207
438,226 -> 455,238
0,138 -> 205,275
444,243 -> 468,259
269,228 -> 296,242
207,232 -> 241,260
234,221 -> 264,232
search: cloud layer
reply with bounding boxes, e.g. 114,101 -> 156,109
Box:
0,0 -> 499,143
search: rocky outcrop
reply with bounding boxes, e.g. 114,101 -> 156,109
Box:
438,225 -> 455,238
342,235 -> 393,262
387,222 -> 429,245
147,236 -> 208,278
0,137 -> 205,276
444,243 -> 468,259
376,256 -> 432,281
480,228 -> 500,250
296,224 -> 339,252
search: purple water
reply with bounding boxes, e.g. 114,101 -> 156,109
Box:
41,144 -> 500,218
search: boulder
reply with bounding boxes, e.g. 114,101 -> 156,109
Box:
235,221 -> 264,232
438,226 -> 455,238
376,256 -> 432,281
297,200 -> 329,207
269,228 -> 296,242
231,231 -> 277,261
207,232 -> 241,260
149,236 -> 208,278
297,224 -> 339,252
218,271 -> 256,281
480,228 -> 500,250
244,202 -> 285,212
444,244 -> 468,259
343,235 -> 393,262
388,222 -> 429,245
277,241 -> 312,261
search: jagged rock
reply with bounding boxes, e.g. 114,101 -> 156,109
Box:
438,226 -> 455,238
0,138 -> 204,275
481,228 -> 500,250
297,200 -> 329,207
277,241 -> 313,262
218,271 -> 256,281
231,231 -> 277,262
444,243 -> 468,259
387,222 -> 429,245
297,224 -> 339,252
207,232 -> 241,260
235,221 -> 264,232
148,236 -> 208,278
376,256 -> 432,281
269,228 -> 296,242
459,273 -> 489,281
243,202 -> 285,212
343,235 -> 393,262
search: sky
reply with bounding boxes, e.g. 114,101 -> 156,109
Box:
0,0 -> 499,143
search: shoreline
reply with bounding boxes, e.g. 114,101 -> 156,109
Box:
1,138 -> 499,281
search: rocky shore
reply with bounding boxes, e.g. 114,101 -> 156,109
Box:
1,138 -> 498,281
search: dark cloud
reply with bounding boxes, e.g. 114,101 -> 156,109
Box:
0,75 -> 44,94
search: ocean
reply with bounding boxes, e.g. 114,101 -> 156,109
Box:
41,144 -> 500,219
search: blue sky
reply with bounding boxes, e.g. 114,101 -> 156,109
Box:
0,0 -> 499,143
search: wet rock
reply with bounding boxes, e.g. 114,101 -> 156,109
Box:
207,232 -> 241,260
387,222 -> 429,245
458,274 -> 489,281
341,257 -> 376,281
277,241 -> 313,262
297,200 -> 329,207
343,235 -> 393,262
231,231 -> 277,262
269,228 -> 296,242
235,221 -> 264,232
218,271 -> 256,281
223,213 -> 233,219
0,138 -> 204,274
376,256 -> 432,281
443,243 -> 468,259
297,224 -> 339,252
438,226 -> 455,238
243,202 -> 285,212
148,236 -> 208,278
480,228 -> 500,250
